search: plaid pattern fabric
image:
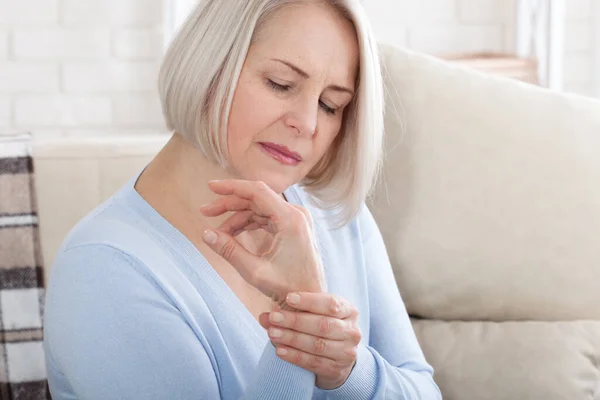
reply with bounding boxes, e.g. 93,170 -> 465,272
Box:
0,134 -> 49,399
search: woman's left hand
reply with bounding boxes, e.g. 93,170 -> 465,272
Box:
259,292 -> 362,390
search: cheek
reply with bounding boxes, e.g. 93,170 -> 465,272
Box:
228,88 -> 256,146
228,79 -> 276,150
315,120 -> 343,156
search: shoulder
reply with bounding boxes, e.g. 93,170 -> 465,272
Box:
287,184 -> 375,237
49,205 -> 161,298
45,197 -> 188,342
48,189 -> 172,298
56,183 -> 161,264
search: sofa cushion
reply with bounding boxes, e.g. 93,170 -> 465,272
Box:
412,319 -> 600,400
370,44 -> 600,321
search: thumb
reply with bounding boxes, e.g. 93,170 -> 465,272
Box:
258,312 -> 271,330
202,229 -> 261,282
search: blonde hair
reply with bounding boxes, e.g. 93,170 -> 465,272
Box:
159,0 -> 384,226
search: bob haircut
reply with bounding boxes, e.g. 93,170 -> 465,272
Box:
159,0 -> 384,226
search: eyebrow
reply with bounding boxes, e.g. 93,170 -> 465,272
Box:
271,58 -> 355,96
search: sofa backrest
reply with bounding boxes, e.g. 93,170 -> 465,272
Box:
370,44 -> 600,322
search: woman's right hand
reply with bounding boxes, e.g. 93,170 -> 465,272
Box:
199,180 -> 326,306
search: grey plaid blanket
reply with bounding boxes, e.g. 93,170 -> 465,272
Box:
0,134 -> 49,399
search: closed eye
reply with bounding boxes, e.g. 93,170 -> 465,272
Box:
319,101 -> 337,116
268,79 -> 337,116
266,79 -> 290,92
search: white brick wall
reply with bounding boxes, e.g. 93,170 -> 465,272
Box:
566,0 -> 592,20
364,0 -> 598,98
562,1 -> 597,96
112,95 -> 164,126
363,0 -> 511,55
0,96 -> 10,127
0,0 -> 165,136
0,0 -> 58,26
61,0 -> 162,27
15,95 -> 112,127
0,0 -> 597,137
410,25 -> 504,54
565,24 -> 592,53
113,28 -> 163,59
456,0 -> 514,24
14,29 -> 111,59
0,62 -> 59,92
0,31 -> 8,59
63,62 -> 160,93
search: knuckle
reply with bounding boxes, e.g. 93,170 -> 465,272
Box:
328,296 -> 341,316
314,338 -> 327,355
248,263 -> 269,287
220,238 -> 237,261
254,181 -> 270,193
348,327 -> 362,344
309,354 -> 322,370
289,313 -> 299,330
295,205 -> 311,220
292,205 -> 309,220
248,269 -> 263,287
318,317 -> 332,335
293,350 -> 303,365
288,332 -> 300,348
286,213 -> 303,231
345,346 -> 358,360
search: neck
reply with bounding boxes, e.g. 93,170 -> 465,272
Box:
136,132 -> 240,230
135,132 -> 288,236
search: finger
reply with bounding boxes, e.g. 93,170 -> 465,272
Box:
199,195 -> 252,217
219,210 -> 269,232
274,345 -> 344,384
202,229 -> 265,285
243,222 -> 263,231
259,312 -> 271,330
219,210 -> 254,235
268,311 -> 358,341
200,194 -> 269,220
285,293 -> 355,319
207,180 -> 290,227
268,327 -> 352,362
218,211 -> 271,236
291,205 -> 314,228
232,222 -> 262,237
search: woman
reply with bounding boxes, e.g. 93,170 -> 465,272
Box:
43,0 -> 441,398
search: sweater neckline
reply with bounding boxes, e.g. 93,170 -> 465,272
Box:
121,169 -> 305,346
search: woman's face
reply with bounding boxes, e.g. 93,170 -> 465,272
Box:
226,2 -> 359,194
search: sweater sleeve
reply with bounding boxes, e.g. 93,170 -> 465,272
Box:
43,244 -> 314,400
314,206 -> 442,400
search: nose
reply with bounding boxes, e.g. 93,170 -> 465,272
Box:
285,95 -> 318,138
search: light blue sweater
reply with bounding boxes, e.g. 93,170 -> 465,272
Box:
43,173 -> 441,399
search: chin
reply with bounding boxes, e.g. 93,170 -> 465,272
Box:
241,168 -> 300,195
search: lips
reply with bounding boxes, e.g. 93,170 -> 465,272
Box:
260,142 -> 303,161
259,142 -> 303,165
260,142 -> 302,162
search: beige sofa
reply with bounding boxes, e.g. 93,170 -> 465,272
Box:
34,44 -> 600,399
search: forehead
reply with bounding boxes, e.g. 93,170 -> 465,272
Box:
251,2 -> 359,85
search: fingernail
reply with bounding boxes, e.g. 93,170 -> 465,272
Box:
286,293 -> 300,305
202,229 -> 217,245
276,347 -> 288,356
269,328 -> 283,338
270,312 -> 284,323
208,180 -> 221,184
